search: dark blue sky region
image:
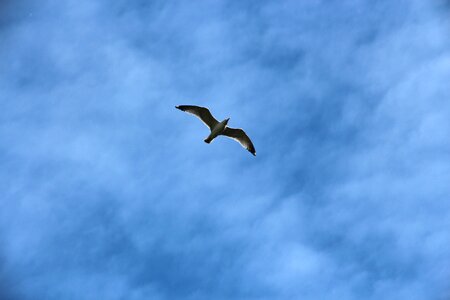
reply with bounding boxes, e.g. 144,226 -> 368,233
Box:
1,0 -> 450,299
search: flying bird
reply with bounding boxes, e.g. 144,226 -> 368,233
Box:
176,105 -> 256,156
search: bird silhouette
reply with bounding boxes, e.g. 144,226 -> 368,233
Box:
176,105 -> 256,156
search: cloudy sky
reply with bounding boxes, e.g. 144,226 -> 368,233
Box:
1,0 -> 450,299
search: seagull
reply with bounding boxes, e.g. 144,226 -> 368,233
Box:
176,105 -> 256,156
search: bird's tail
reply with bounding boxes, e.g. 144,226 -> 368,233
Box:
204,137 -> 212,144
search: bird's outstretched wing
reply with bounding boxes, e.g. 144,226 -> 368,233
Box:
176,105 -> 219,130
222,127 -> 256,156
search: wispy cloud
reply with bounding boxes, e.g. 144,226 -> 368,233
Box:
1,0 -> 449,299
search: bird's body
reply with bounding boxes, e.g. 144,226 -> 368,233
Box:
176,105 -> 256,156
204,119 -> 228,144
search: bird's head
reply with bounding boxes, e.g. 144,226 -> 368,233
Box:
224,118 -> 230,125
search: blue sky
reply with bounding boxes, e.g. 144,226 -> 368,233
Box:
1,0 -> 450,299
